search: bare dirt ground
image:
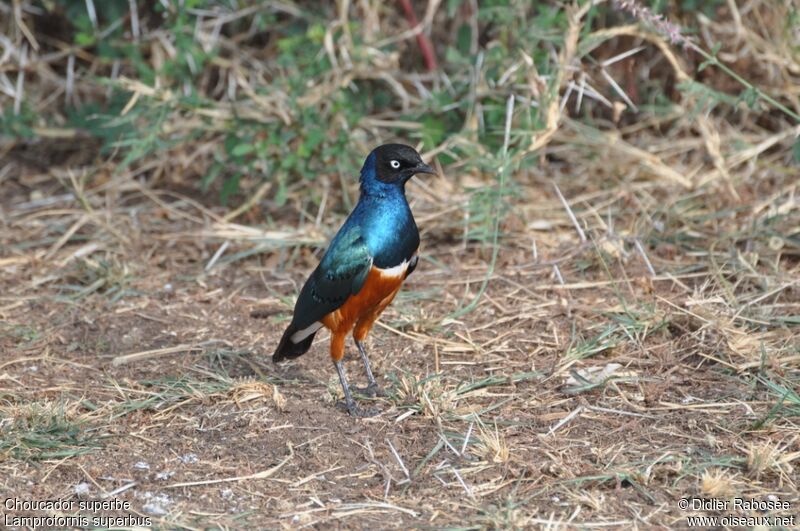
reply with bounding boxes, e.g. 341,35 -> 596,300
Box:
1,140 -> 798,529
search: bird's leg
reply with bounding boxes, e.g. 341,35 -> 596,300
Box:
334,359 -> 379,417
354,340 -> 385,398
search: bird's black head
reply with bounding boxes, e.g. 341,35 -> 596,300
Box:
362,143 -> 436,185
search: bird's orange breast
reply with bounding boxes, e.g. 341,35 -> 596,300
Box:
321,264 -> 405,336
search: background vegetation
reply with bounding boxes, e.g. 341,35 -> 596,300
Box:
1,0 -> 798,528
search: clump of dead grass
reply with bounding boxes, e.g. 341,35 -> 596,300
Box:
469,419 -> 510,464
394,372 -> 455,419
229,380 -> 286,412
701,468 -> 738,498
744,441 -> 798,483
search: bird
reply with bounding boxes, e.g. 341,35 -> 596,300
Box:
273,144 -> 435,416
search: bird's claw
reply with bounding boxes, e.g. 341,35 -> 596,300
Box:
336,400 -> 380,417
354,383 -> 386,398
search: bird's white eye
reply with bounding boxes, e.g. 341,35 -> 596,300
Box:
389,160 -> 401,169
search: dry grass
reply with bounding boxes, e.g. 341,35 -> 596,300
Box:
1,0 -> 799,528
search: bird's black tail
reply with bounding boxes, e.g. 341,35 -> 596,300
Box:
273,324 -> 317,363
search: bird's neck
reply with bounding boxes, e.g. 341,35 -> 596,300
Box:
358,180 -> 408,201
352,181 -> 414,231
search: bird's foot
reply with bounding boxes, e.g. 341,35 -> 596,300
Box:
336,400 -> 380,417
354,383 -> 386,398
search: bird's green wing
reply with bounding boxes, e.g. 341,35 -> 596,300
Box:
291,224 -> 372,330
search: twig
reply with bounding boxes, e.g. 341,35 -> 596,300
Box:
552,264 -> 565,285
634,239 -> 656,277
547,405 -> 583,436
205,240 -> 230,271
385,439 -> 410,480
112,344 -> 203,366
460,422 -> 474,455
449,466 -> 474,500
552,181 -> 586,243
14,44 -> 27,115
166,454 -> 291,488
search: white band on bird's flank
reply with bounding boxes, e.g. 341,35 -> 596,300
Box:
378,259 -> 409,279
291,321 -> 323,343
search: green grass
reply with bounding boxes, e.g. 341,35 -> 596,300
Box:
751,374 -> 800,428
108,374 -> 238,418
1,324 -> 41,344
564,306 -> 667,362
0,401 -> 100,461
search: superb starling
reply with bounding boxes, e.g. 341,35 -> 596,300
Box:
273,144 -> 435,416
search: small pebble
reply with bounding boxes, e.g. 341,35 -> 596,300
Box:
178,453 -> 198,464
142,492 -> 172,516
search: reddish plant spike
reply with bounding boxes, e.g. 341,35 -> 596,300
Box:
399,0 -> 438,72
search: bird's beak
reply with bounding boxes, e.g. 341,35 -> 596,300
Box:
414,162 -> 437,176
